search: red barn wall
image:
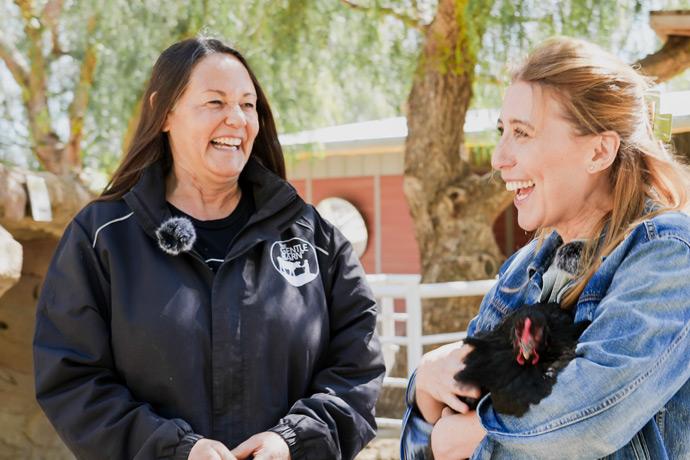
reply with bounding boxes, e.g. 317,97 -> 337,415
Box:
380,176 -> 420,274
289,175 -> 526,275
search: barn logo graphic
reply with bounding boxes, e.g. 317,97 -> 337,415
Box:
270,237 -> 319,287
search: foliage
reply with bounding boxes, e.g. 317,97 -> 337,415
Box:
1,0 -> 690,173
0,0 -> 420,172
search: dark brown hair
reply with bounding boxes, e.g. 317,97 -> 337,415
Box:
99,37 -> 285,201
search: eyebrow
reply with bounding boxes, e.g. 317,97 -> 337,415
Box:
203,89 -> 257,98
496,117 -> 535,131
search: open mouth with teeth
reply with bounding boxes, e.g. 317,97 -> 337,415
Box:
506,180 -> 535,203
210,136 -> 242,151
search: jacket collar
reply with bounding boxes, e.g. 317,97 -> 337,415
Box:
240,156 -> 302,229
527,231 -> 563,278
123,156 -> 305,255
123,159 -> 171,238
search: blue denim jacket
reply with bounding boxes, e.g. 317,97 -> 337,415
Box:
401,210 -> 690,459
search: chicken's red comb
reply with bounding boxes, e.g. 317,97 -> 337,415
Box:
521,317 -> 532,342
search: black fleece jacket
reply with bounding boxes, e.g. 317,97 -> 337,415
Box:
33,157 -> 385,460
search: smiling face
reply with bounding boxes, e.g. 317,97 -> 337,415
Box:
492,81 -> 614,241
163,53 -> 259,186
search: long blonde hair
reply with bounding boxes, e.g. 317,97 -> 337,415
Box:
511,37 -> 690,307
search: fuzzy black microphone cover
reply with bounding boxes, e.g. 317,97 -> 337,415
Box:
155,217 -> 196,255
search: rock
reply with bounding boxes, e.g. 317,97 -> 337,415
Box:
0,164 -> 93,239
0,226 -> 22,299
0,236 -> 71,459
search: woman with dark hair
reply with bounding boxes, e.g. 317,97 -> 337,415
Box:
33,37 -> 384,460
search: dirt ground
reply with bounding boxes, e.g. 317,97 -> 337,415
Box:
356,437 -> 400,460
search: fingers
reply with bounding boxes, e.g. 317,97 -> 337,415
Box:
458,343 -> 475,361
445,381 -> 482,414
231,432 -> 290,460
456,382 -> 482,400
230,437 -> 258,459
219,451 -> 237,460
211,442 -> 236,460
188,439 -> 237,460
443,394 -> 470,414
441,406 -> 456,418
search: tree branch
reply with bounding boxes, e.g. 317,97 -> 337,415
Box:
41,0 -> 65,58
339,0 -> 428,32
65,14 -> 99,171
635,35 -> 690,83
14,0 -> 65,175
13,0 -> 33,23
0,35 -> 29,89
474,72 -> 503,86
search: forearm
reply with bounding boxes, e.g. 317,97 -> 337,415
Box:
431,412 -> 486,460
34,361 -> 199,459
271,304 -> 384,459
270,389 -> 381,460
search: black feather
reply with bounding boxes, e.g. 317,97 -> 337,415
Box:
155,217 -> 196,255
455,302 -> 590,417
556,241 -> 585,274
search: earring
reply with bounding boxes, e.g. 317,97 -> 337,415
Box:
588,164 -> 596,172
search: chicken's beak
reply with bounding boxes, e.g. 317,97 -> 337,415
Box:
520,342 -> 534,360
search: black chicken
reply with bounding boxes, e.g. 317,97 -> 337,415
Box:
454,302 -> 590,417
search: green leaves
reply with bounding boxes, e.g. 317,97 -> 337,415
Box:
1,0 -> 687,173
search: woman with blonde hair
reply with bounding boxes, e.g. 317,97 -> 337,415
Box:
402,37 -> 690,459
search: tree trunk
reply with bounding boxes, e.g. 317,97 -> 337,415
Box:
0,226 -> 22,298
375,0 -> 511,419
403,0 -> 510,335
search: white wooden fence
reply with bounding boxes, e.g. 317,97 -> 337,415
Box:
365,274 -> 496,431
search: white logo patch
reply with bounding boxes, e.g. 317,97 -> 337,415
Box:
270,237 -> 319,287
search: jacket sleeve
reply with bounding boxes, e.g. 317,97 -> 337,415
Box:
399,371 -> 435,460
33,219 -> 202,460
269,225 -> 385,460
473,235 -> 690,459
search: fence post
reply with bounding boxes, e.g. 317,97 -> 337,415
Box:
380,297 -> 399,374
405,283 -> 423,377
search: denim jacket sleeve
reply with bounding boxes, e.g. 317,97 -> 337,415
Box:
400,371 -> 435,460
474,233 -> 690,458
